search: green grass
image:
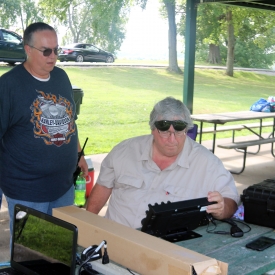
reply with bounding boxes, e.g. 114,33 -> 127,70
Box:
0,64 -> 274,154
115,58 -> 184,66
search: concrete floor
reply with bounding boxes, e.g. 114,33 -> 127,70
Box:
1,135 -> 275,263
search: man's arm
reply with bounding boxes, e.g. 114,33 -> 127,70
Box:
206,191 -> 238,220
86,184 -> 112,214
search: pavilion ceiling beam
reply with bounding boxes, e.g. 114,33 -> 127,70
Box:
226,3 -> 275,11
197,0 -> 275,10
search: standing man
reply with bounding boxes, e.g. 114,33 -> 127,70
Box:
0,22 -> 88,233
86,97 -> 239,229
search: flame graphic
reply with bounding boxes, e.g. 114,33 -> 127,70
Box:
30,90 -> 76,146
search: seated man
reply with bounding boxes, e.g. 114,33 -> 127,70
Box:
86,97 -> 239,228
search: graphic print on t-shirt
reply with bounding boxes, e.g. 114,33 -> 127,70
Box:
30,90 -> 76,146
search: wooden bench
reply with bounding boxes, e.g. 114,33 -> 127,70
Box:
217,137 -> 275,175
197,121 -> 273,134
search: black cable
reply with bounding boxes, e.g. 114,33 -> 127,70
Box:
206,220 -> 219,234
78,241 -> 106,275
206,218 -> 251,235
78,252 -> 97,275
126,268 -> 136,274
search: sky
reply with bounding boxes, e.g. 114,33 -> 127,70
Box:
56,0 -> 184,60
117,0 -> 184,60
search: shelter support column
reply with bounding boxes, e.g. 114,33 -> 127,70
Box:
183,0 -> 198,114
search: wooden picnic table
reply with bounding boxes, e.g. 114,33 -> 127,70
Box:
182,220 -> 275,275
191,111 -> 275,153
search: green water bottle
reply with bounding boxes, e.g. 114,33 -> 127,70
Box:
74,174 -> 86,207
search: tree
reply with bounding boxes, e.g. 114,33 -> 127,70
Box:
39,0 -> 130,53
0,0 -> 44,33
163,0 -> 182,73
137,0 -> 181,73
225,7 -> 234,76
179,3 -> 275,76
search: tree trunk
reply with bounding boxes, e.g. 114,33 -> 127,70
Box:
226,8 -> 234,77
207,44 -> 221,64
164,0 -> 182,74
20,5 -> 24,33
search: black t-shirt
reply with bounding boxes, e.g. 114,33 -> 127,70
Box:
0,64 -> 78,202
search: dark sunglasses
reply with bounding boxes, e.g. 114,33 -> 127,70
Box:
154,120 -> 188,131
28,45 -> 60,56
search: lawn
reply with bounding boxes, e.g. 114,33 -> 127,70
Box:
0,65 -> 274,154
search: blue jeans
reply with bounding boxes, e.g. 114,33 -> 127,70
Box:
6,184 -> 74,241
0,188 -> 2,209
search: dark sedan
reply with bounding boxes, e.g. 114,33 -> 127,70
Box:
0,28 -> 26,65
58,43 -> 115,63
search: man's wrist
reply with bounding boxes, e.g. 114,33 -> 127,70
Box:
78,151 -> 85,158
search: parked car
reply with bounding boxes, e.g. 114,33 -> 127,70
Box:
0,28 -> 26,65
58,43 -> 115,63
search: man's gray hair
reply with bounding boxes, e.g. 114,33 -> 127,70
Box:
149,97 -> 194,130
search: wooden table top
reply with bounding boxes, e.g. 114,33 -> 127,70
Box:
191,111 -> 275,124
180,221 -> 275,275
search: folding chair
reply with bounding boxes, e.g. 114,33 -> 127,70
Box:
187,124 -> 198,141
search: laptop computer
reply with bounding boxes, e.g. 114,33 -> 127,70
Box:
0,204 -> 78,275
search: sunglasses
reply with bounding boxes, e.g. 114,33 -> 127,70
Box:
28,45 -> 60,56
154,120 -> 188,131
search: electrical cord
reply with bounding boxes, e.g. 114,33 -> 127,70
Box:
126,268 -> 136,274
206,216 -> 251,236
77,241 -> 109,275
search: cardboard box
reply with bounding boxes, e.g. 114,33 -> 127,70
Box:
53,206 -> 228,275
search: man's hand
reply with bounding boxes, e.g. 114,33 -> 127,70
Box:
78,155 -> 88,177
206,191 -> 237,220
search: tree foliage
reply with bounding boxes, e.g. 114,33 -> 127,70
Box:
39,0 -> 130,53
0,0 -> 44,33
178,3 -> 275,71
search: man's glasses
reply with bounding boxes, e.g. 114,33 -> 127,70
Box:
154,120 -> 188,131
28,45 -> 60,56
154,120 -> 188,138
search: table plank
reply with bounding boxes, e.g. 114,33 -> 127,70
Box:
191,111 -> 275,124
178,222 -> 275,275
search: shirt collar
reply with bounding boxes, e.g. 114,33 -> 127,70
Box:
176,137 -> 191,169
140,135 -> 154,161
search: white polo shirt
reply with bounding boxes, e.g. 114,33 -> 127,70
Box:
97,134 -> 239,229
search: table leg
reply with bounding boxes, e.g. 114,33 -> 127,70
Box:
229,147 -> 247,175
211,124 -> 217,153
270,117 -> 275,157
199,122 -> 203,144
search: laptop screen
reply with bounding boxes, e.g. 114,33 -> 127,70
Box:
11,204 -> 78,275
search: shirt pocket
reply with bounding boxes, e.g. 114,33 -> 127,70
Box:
115,174 -> 144,201
116,174 -> 143,188
164,185 -> 190,201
